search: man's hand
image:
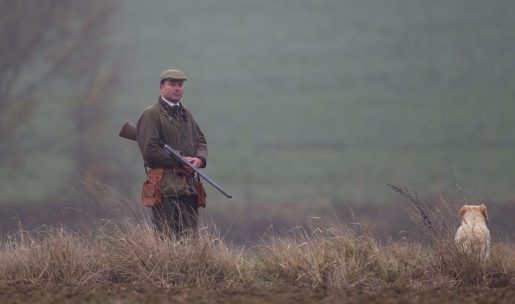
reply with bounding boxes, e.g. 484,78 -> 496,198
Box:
184,156 -> 202,168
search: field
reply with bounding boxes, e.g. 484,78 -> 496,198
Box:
2,0 -> 515,204
1,285 -> 515,304
1,227 -> 513,303
1,195 -> 514,303
1,1 -> 515,302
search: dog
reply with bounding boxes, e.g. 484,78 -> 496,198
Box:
454,204 -> 491,260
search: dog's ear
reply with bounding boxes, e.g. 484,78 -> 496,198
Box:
459,205 -> 468,219
480,203 -> 489,225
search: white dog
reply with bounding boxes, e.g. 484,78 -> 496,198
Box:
455,204 -> 491,260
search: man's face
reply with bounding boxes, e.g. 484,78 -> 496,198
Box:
160,80 -> 184,102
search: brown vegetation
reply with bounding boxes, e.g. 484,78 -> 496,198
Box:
0,219 -> 513,290
1,187 -> 513,296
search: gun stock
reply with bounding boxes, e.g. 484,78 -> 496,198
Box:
119,121 -> 232,198
119,122 -> 137,141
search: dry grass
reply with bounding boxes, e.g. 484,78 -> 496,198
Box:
389,185 -> 514,287
0,190 -> 513,289
0,222 -> 244,288
252,225 -> 390,288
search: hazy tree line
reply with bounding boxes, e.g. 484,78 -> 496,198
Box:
0,0 -> 122,204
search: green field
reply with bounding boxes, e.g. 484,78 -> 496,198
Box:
1,0 -> 515,206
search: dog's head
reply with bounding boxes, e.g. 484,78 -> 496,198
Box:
459,204 -> 489,225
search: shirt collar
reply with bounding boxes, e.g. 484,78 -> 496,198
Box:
161,95 -> 181,107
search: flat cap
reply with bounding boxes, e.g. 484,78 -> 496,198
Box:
160,69 -> 187,81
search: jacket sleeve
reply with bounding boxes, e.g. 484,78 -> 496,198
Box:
193,118 -> 208,168
136,108 -> 179,168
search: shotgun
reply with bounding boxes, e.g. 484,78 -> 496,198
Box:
119,122 -> 232,198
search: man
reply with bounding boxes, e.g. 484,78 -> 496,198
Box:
136,68 -> 208,237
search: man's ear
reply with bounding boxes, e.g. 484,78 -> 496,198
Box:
480,203 -> 489,225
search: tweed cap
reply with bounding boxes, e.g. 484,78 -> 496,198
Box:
160,69 -> 187,81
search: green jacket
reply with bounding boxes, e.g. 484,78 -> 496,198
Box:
136,97 -> 208,198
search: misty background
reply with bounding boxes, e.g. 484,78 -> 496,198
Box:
1,0 -> 514,243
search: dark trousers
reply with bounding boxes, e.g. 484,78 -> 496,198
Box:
151,195 -> 198,238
